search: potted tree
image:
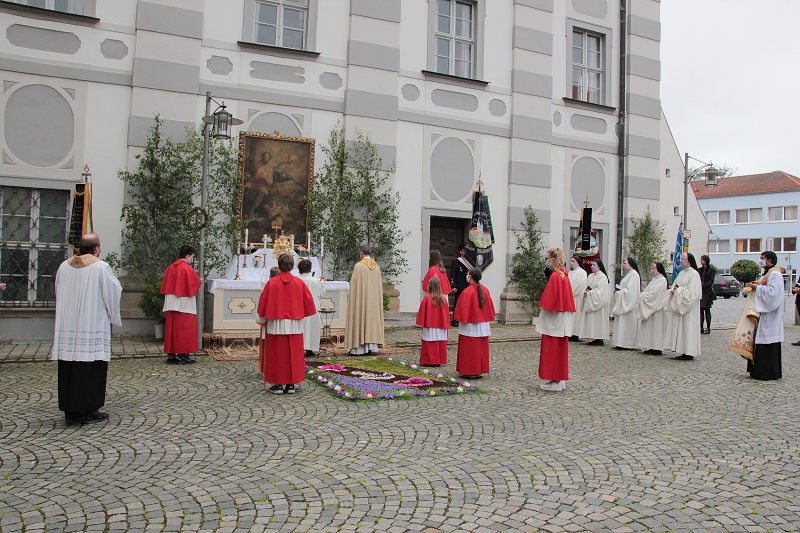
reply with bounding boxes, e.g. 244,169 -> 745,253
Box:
138,283 -> 166,338
506,206 -> 547,324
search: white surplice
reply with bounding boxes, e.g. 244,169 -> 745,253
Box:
612,269 -> 641,348
579,271 -> 610,340
299,272 -> 326,352
754,270 -> 785,344
52,256 -> 122,362
635,276 -> 668,351
568,267 -> 588,336
663,268 -> 702,357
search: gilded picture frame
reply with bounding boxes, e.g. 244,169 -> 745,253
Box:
239,132 -> 315,245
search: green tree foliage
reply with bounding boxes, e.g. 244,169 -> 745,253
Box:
731,259 -> 761,284
623,206 -> 668,284
508,206 -> 547,313
308,124 -> 409,283
111,117 -> 242,288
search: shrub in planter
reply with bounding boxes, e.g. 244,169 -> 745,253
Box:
138,283 -> 166,325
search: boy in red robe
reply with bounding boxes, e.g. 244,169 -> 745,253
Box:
454,267 -> 495,378
256,254 -> 316,394
161,245 -> 202,365
536,248 -> 576,391
416,277 -> 450,366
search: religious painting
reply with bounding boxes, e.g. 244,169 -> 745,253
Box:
239,132 -> 315,245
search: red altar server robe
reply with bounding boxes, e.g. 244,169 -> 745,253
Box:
160,259 -> 202,354
422,266 -> 452,294
537,267 -> 576,381
454,283 -> 495,376
416,293 -> 450,365
257,272 -> 317,385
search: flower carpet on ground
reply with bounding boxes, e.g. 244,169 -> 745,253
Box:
305,357 -> 479,400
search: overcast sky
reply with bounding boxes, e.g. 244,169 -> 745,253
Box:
660,1 -> 800,177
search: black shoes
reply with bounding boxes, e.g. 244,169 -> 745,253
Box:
791,340 -> 800,346
587,339 -> 604,346
166,354 -> 179,364
82,410 -> 109,424
269,385 -> 284,394
568,336 -> 581,342
177,354 -> 196,364
269,384 -> 297,394
644,349 -> 662,356
305,350 -> 314,357
65,412 -> 83,424
701,328 -> 711,335
284,385 -> 296,394
673,354 -> 694,361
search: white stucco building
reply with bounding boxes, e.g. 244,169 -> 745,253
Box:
0,0 -> 704,338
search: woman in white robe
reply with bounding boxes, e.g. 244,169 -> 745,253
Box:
612,257 -> 641,349
580,260 -> 610,345
567,256 -> 588,342
298,259 -> 326,355
663,253 -> 702,360
636,262 -> 669,355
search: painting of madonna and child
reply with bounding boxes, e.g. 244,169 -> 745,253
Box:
240,132 -> 315,245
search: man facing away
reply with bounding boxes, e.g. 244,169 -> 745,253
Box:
344,245 -> 385,355
52,234 -> 122,424
161,245 -> 201,365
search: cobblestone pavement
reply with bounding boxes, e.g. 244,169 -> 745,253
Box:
2,330 -> 800,533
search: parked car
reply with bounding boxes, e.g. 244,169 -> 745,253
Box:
713,274 -> 741,298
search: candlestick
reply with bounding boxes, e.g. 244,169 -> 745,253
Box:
262,234 -> 268,268
235,244 -> 242,280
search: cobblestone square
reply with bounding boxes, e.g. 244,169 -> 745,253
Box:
2,325 -> 800,532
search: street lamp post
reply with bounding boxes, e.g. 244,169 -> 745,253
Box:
683,153 -> 721,252
197,92 -> 243,349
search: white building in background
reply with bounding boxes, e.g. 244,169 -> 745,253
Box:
0,0 -> 699,339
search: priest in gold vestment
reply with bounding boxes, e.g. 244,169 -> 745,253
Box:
345,245 -> 385,355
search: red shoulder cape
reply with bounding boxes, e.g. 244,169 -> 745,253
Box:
161,260 -> 201,297
422,266 -> 452,294
257,272 -> 316,320
540,268 -> 576,313
454,283 -> 495,323
416,294 -> 450,329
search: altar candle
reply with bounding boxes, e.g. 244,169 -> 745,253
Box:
307,232 -> 311,254
320,235 -> 324,257
291,234 -> 295,252
263,234 -> 268,249
244,228 -> 249,248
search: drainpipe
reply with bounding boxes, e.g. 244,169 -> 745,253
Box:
615,0 -> 628,279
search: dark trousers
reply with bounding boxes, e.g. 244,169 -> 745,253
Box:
700,307 -> 712,330
747,342 -> 782,381
58,360 -> 108,415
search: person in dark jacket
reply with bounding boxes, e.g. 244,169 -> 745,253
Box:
698,254 -> 716,334
792,281 -> 800,346
450,243 -> 470,323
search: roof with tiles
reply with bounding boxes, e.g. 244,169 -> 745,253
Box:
692,171 -> 800,199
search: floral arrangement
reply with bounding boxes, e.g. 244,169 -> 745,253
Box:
305,357 -> 479,401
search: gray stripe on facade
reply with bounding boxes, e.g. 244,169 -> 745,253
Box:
199,83 -> 345,113
514,0 -> 553,12
132,57 -> 199,94
626,94 -> 661,120
398,110 -> 511,138
512,26 -> 553,56
511,69 -> 552,98
508,206 -> 551,232
344,90 -> 398,121
0,56 -> 132,86
128,115 -> 195,147
350,0 -> 401,23
511,115 -> 552,143
136,1 -> 204,39
347,40 -> 400,72
551,135 -> 618,154
626,134 -> 660,160
628,14 -> 661,42
625,175 -> 660,200
628,54 -> 661,81
508,161 -> 551,188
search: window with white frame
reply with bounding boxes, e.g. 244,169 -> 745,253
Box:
572,29 -> 603,104
0,186 -> 69,307
735,208 -> 762,224
767,237 -> 797,252
14,0 -> 85,14
706,210 -> 730,225
735,238 -> 762,253
768,205 -> 798,222
435,0 -> 475,78
253,0 -> 307,49
708,239 -> 730,254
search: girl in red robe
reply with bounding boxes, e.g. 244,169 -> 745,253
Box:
454,267 -> 495,378
536,248 -> 576,391
422,250 -> 452,295
256,254 -> 316,394
416,277 -> 450,366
